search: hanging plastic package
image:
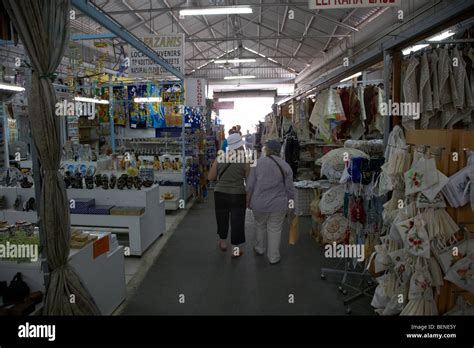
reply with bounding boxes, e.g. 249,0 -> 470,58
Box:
113,86 -> 128,126
128,84 -> 148,129
147,84 -> 166,128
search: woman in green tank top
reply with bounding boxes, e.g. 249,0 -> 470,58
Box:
208,133 -> 250,257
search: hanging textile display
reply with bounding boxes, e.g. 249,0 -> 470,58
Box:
402,56 -> 419,130
339,87 -> 364,140
400,45 -> 474,130
419,52 -> 434,129
282,126 -> 299,179
308,83 -> 385,144
309,88 -> 346,144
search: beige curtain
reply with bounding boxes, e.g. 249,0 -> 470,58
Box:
4,0 -> 100,315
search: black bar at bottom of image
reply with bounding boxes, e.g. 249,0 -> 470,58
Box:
0,316 -> 472,345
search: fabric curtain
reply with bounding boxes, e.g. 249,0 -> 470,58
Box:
4,0 -> 99,315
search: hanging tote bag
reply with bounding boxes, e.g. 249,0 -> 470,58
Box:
404,156 -> 438,195
444,256 -> 474,293
405,216 -> 430,259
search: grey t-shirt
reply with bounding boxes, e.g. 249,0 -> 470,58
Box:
246,155 -> 295,213
215,163 -> 246,195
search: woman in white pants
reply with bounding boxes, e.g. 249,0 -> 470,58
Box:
246,139 -> 295,264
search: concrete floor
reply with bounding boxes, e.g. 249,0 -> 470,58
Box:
121,193 -> 375,316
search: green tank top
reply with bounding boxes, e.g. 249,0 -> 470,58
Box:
215,163 -> 246,195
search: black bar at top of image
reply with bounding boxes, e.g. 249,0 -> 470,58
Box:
0,316 -> 472,345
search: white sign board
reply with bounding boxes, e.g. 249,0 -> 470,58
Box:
309,0 -> 401,10
185,78 -> 207,107
129,34 -> 185,78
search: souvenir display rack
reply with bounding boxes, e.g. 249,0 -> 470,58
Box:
404,129 -> 474,313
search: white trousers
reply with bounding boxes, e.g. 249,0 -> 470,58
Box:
253,211 -> 287,263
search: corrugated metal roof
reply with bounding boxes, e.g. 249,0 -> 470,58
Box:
70,0 -> 430,81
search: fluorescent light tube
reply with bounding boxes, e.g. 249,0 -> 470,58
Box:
0,83 -> 25,92
215,59 -> 256,64
180,7 -> 252,16
134,97 -> 162,103
224,75 -> 256,80
402,30 -> 455,55
74,96 -> 109,104
428,30 -> 455,42
402,44 -> 429,56
340,72 -> 362,82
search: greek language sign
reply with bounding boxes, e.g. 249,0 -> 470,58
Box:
185,78 -> 207,107
309,0 -> 401,9
129,34 -> 185,77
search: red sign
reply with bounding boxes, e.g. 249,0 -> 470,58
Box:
309,0 -> 401,9
93,235 -> 110,259
213,101 -> 234,110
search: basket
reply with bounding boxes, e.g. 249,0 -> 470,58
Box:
294,187 -> 314,216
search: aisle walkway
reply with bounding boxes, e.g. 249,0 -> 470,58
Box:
121,192 -> 374,315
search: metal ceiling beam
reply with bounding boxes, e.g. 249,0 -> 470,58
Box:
127,8 -> 168,32
323,8 -> 357,52
287,15 -> 316,68
258,0 -> 262,53
71,0 -> 184,79
243,43 -> 307,70
188,22 -> 302,74
70,33 -> 346,42
161,0 -> 211,61
186,55 -> 314,61
195,65 -> 292,70
275,3 -> 289,53
121,0 -> 157,35
297,6 -> 359,32
96,2 -> 311,16
236,15 -> 323,53
100,2 -> 358,33
71,33 -> 117,40
186,34 -> 349,42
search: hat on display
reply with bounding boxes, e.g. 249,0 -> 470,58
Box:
227,133 -> 245,151
321,213 -> 348,244
265,139 -> 282,155
319,184 -> 345,215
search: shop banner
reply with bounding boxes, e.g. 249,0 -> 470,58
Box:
309,0 -> 401,10
129,34 -> 185,78
185,78 -> 207,107
213,101 -> 234,110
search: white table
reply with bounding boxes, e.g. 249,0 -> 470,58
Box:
0,185 -> 165,256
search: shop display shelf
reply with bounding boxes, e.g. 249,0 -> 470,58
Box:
0,210 -> 37,224
0,185 -> 165,256
0,236 -> 126,315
